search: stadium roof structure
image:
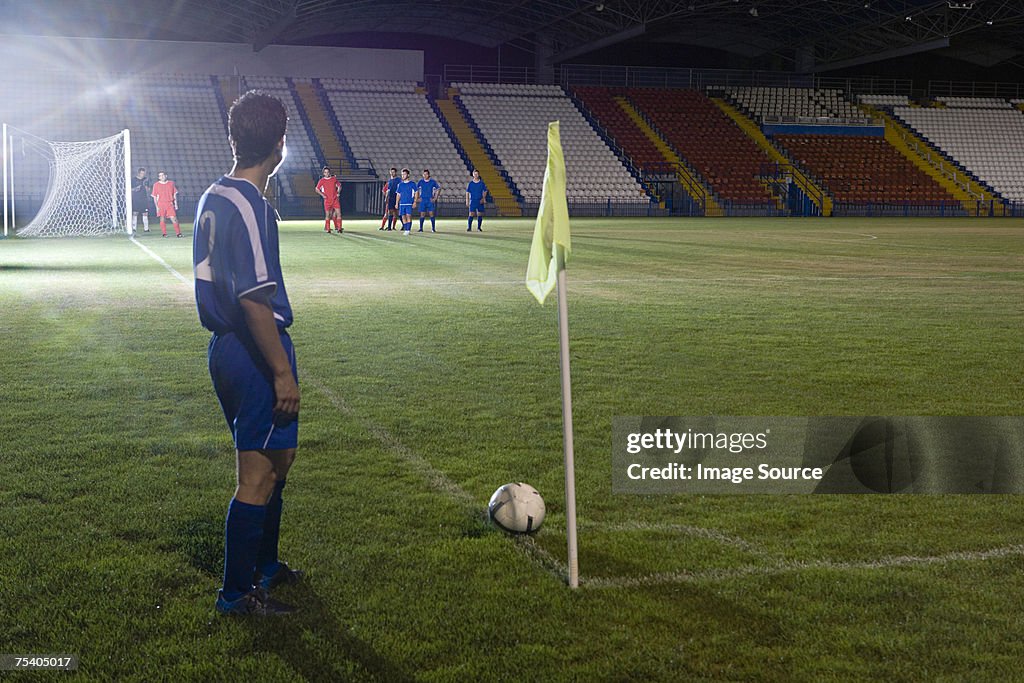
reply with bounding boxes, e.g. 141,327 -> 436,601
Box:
4,0 -> 1024,72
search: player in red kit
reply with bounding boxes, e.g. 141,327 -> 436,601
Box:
315,167 -> 342,234
151,171 -> 181,238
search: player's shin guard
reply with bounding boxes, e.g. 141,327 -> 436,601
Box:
477,216 -> 483,230
334,217 -> 342,231
142,214 -> 149,230
419,217 -> 425,231
430,217 -> 436,231
160,218 -> 167,236
223,498 -> 266,601
468,216 -> 473,230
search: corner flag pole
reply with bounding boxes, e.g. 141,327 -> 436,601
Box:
557,261 -> 580,589
525,121 -> 579,588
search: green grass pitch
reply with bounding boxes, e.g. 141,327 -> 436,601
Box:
1,216 -> 1022,680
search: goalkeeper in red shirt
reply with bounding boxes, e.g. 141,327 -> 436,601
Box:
315,166 -> 343,234
151,171 -> 182,238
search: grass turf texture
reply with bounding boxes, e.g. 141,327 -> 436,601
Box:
0,217 -> 1022,681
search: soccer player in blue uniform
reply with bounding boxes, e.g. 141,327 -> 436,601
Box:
466,169 -> 489,232
415,169 -> 441,232
380,167 -> 400,231
395,168 -> 417,235
194,90 -> 302,616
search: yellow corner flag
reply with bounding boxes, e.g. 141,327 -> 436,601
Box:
526,121 -> 571,305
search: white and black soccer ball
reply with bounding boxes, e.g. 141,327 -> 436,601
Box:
488,482 -> 546,533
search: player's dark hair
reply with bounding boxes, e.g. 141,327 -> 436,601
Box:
390,167 -> 397,173
137,167 -> 146,173
422,169 -> 430,174
229,90 -> 287,169
323,166 -> 331,173
401,168 -> 410,175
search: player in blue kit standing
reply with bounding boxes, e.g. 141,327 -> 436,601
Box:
193,90 -> 303,616
416,169 -> 440,232
466,169 -> 488,232
395,168 -> 417,235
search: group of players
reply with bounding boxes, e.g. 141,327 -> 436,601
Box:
317,165 -> 491,235
130,167 -> 182,237
132,161 -> 492,239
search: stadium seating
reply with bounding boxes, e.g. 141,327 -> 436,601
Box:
0,69 -> 1020,217
893,103 -> 1024,201
858,94 -> 912,107
571,86 -> 670,171
728,87 -> 866,121
627,88 -> 775,205
238,76 -> 322,198
0,72 -> 229,203
935,96 -> 1014,109
321,79 -> 469,195
455,83 -> 646,202
773,134 -> 957,205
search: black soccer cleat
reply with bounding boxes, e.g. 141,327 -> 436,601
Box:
255,562 -> 305,591
215,587 -> 296,616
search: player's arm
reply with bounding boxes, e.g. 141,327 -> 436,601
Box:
239,292 -> 300,418
172,183 -> 178,209
433,183 -> 440,200
315,181 -> 325,199
466,187 -> 471,208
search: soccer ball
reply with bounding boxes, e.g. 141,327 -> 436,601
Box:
488,483 -> 546,533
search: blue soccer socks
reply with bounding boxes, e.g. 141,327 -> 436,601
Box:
222,498 -> 266,602
256,480 -> 286,578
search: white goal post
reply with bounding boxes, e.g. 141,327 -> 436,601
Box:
3,124 -> 132,237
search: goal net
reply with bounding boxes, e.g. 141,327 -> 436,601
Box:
3,125 -> 132,238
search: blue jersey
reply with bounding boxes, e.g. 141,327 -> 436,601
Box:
386,176 -> 400,193
396,179 -> 417,204
466,179 -> 488,202
416,178 -> 439,201
193,175 -> 292,336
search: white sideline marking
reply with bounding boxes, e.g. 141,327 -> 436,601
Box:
130,236 -> 192,285
306,378 -> 474,505
583,544 -> 1024,589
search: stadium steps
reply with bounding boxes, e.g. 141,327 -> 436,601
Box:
437,96 -> 521,217
566,89 -> 655,202
211,75 -> 235,134
615,96 -> 721,214
869,107 -> 1004,215
711,97 -> 833,216
293,81 -> 351,175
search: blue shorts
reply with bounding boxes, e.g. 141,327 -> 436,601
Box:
469,201 -> 485,213
419,200 -> 435,213
209,329 -> 298,451
399,203 -> 413,215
